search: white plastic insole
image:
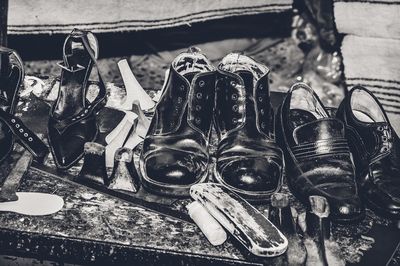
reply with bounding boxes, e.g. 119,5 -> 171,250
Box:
0,192 -> 64,216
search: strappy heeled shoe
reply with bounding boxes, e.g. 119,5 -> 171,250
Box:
48,29 -> 106,170
0,47 -> 48,164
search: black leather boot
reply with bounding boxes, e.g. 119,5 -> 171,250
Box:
337,86 -> 400,219
0,47 -> 48,164
214,53 -> 283,201
139,47 -> 216,196
48,29 -> 106,170
276,82 -> 364,222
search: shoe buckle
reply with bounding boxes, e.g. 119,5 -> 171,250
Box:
57,62 -> 86,73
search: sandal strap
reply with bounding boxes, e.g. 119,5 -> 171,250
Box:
0,109 -> 48,162
53,29 -> 107,134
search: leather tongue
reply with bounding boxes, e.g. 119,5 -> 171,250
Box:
293,118 -> 345,145
237,71 -> 254,89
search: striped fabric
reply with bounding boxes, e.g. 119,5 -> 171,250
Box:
341,35 -> 400,134
334,0 -> 400,39
8,0 -> 293,35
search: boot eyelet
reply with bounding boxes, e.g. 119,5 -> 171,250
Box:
377,126 -> 383,131
232,118 -> 238,124
195,117 -> 201,124
19,129 -> 24,133
260,108 -> 265,115
28,137 -> 33,142
261,122 -> 266,129
15,124 -> 20,128
258,96 -> 263,102
232,105 -> 238,112
195,105 -> 202,111
231,94 -> 238,100
381,147 -> 388,152
382,136 -> 388,142
199,80 -> 205,87
24,133 -> 28,137
230,81 -> 237,87
11,119 -> 15,123
196,92 -> 203,99
259,84 -> 264,90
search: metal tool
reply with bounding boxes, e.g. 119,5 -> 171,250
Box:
268,193 -> 307,265
108,147 -> 140,193
0,150 -> 32,202
78,142 -> 109,185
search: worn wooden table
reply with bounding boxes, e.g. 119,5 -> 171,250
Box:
1,37 -> 400,265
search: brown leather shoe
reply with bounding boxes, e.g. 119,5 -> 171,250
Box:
139,47 -> 216,196
213,53 -> 283,201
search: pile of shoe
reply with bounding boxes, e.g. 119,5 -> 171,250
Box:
141,47 -> 400,223
1,28 -> 399,225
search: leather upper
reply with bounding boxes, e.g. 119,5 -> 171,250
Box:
277,82 -> 364,222
140,49 -> 216,194
214,53 -> 283,200
336,86 -> 400,217
0,49 -> 21,163
48,29 -> 105,169
0,47 -> 48,164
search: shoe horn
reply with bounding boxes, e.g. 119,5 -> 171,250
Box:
269,193 -> 307,265
78,142 -> 108,185
118,59 -> 155,111
108,147 -> 140,193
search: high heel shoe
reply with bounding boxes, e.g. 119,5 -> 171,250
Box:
0,47 -> 48,164
48,29 -> 106,170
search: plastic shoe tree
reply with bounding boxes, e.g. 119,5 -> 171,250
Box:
78,142 -> 108,185
131,100 -> 151,138
105,113 -> 136,168
108,147 -> 140,193
105,111 -> 137,144
118,59 -> 155,111
268,193 -> 307,266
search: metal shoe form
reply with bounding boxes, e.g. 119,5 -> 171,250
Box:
108,147 -> 140,193
78,142 -> 108,185
48,29 -> 106,170
268,193 -> 307,265
139,47 -> 216,197
213,53 -> 284,201
302,196 -> 345,266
